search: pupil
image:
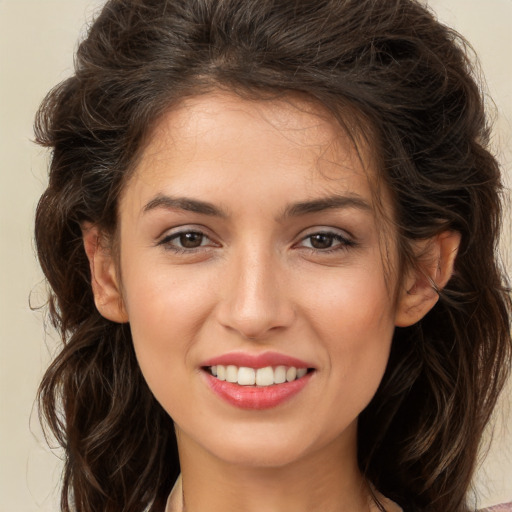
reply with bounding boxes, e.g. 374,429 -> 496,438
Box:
311,234 -> 333,249
180,232 -> 203,248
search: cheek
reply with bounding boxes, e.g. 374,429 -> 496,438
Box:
302,261 -> 396,405
302,257 -> 396,338
121,262 -> 216,404
123,247 -> 215,335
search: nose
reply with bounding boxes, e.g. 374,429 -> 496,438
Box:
216,246 -> 295,340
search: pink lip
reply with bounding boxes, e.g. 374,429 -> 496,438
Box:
204,371 -> 313,410
201,351 -> 313,369
200,351 -> 315,410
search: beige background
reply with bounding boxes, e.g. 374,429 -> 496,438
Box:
0,1 -> 510,510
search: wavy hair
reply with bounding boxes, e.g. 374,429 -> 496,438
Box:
34,1 -> 511,511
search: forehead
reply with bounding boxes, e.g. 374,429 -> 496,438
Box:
124,91 -> 383,214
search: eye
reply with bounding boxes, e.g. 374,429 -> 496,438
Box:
298,230 -> 355,252
175,231 -> 207,249
158,229 -> 215,252
305,233 -> 339,250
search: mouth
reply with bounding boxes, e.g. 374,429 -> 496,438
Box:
200,353 -> 316,409
204,364 -> 313,387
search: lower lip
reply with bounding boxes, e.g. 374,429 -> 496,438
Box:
204,371 -> 313,410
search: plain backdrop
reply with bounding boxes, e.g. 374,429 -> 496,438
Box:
0,1 -> 510,511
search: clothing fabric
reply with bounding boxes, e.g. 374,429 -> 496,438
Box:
164,476 -> 511,512
164,475 -> 403,511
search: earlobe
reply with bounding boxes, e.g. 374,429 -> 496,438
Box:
81,222 -> 128,323
395,230 -> 461,327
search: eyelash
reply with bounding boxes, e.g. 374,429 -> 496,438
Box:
157,228 -> 356,255
298,231 -> 356,254
158,229 -> 216,254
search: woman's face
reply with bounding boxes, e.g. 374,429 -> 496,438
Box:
114,92 -> 401,468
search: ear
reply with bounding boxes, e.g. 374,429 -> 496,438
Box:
395,230 -> 461,327
81,222 -> 128,323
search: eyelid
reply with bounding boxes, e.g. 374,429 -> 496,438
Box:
294,226 -> 357,251
156,224 -> 220,250
156,223 -> 206,239
297,226 -> 354,242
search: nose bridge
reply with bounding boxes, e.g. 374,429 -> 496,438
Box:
219,239 -> 293,339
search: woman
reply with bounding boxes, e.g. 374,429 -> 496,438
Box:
34,0 -> 511,511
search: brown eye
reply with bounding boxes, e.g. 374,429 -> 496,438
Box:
158,229 -> 213,252
297,230 -> 355,253
179,232 -> 204,248
309,233 -> 335,249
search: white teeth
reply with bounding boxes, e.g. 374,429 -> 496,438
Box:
256,366 -> 274,386
274,365 -> 287,384
286,367 -> 297,382
226,365 -> 238,383
238,367 -> 256,385
216,365 -> 226,381
209,364 -> 309,386
296,368 -> 307,378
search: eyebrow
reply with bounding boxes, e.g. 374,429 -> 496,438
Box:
142,193 -> 371,218
280,194 -> 372,218
143,195 -> 228,217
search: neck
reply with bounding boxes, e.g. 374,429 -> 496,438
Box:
176,422 -> 371,512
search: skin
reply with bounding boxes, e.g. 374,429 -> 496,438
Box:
83,92 -> 460,512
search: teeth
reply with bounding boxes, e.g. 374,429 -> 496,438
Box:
256,366 -> 274,386
226,365 -> 238,383
286,367 -> 297,382
208,365 -> 309,386
274,365 -> 286,384
297,368 -> 307,378
238,367 -> 256,385
216,365 -> 226,381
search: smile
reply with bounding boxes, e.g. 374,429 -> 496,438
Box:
207,365 -> 309,386
200,353 -> 316,410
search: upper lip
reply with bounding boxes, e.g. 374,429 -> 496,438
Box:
201,351 -> 314,369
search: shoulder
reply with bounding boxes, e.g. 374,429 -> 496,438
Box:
480,504 -> 512,512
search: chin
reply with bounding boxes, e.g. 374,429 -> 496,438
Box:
183,418 -> 354,470
210,439 -> 309,469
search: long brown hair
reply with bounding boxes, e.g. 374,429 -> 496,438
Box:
34,1 -> 511,511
